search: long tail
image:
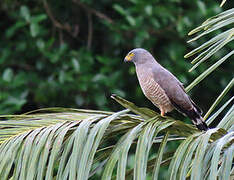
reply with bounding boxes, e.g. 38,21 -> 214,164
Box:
192,116 -> 209,131
187,108 -> 209,131
170,100 -> 209,131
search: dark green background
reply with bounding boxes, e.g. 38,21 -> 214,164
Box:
1,0 -> 233,118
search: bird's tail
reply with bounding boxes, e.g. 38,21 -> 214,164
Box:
170,100 -> 209,131
192,116 -> 209,131
187,108 -> 209,131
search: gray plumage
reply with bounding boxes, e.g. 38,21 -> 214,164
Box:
124,48 -> 209,131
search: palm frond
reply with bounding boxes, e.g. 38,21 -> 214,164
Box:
0,108 -> 110,144
204,78 -> 234,120
217,104 -> 234,130
0,109 -> 130,179
184,8 -> 234,94
169,128 -> 233,180
152,132 -> 169,180
187,8 -> 234,36
185,50 -> 234,92
206,96 -> 234,125
181,9 -> 234,178
220,0 -> 227,7
184,9 -> 233,133
0,95 -> 233,179
111,94 -> 198,137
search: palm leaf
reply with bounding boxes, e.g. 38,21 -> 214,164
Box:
152,132 -> 169,180
206,96 -> 234,126
184,8 -> 234,95
0,108 -> 131,179
204,78 -> 234,120
184,9 -> 233,134
0,95 -> 233,179
168,128 -> 233,180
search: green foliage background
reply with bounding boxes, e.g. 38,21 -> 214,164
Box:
1,0 -> 233,117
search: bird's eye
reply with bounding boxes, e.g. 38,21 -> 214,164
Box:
125,52 -> 135,61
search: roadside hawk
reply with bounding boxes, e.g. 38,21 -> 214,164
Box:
124,48 -> 209,131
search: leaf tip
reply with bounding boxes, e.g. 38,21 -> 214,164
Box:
220,0 -> 226,7
187,39 -> 193,43
188,31 -> 194,36
184,54 -> 189,58
111,94 -> 117,99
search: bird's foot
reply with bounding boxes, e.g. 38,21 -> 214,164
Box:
160,110 -> 165,117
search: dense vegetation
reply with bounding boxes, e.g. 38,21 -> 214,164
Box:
1,0 -> 233,116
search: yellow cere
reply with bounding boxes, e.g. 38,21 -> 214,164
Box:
125,52 -> 135,61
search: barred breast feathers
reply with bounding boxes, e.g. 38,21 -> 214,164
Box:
136,66 -> 174,113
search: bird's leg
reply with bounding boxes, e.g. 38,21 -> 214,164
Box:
160,108 -> 165,117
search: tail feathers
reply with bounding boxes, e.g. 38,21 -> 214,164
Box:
191,117 -> 209,131
169,100 -> 209,131
188,108 -> 209,131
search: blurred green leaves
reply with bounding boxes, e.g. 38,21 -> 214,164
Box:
20,6 -> 30,22
19,5 -> 47,38
2,68 -> 14,82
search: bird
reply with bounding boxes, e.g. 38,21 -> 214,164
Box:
124,48 -> 209,131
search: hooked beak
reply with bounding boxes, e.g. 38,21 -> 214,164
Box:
124,58 -> 129,62
124,53 -> 134,62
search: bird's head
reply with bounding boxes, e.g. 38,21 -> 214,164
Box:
124,48 -> 153,65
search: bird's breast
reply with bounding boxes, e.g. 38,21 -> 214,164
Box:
136,67 -> 174,113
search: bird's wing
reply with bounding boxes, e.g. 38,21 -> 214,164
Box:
151,64 -> 207,130
167,70 -> 203,115
170,74 -> 203,114
151,65 -> 195,113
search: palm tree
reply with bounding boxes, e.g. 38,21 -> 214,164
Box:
0,3 -> 233,180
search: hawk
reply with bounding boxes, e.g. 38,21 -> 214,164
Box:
124,48 -> 209,131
